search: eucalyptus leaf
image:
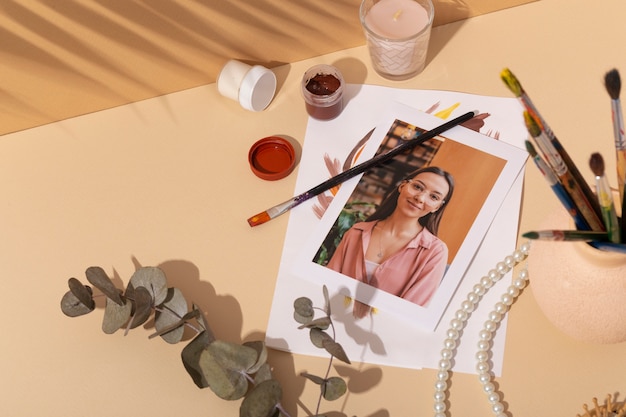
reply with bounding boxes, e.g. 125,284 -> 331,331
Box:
198,348 -> 249,400
128,266 -> 168,306
321,376 -> 347,401
298,316 -> 331,330
293,310 -> 313,325
181,330 -> 212,388
67,278 -> 94,310
207,340 -> 258,372
102,295 -> 132,334
293,297 -> 313,319
322,285 -> 331,315
154,287 -> 188,344
243,341 -> 268,374
253,363 -> 273,385
322,339 -> 350,365
60,290 -> 95,317
309,328 -> 332,349
85,266 -> 123,306
128,286 -> 153,329
240,379 -> 282,417
300,372 -> 324,385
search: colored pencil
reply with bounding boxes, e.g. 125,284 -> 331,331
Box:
589,152 -> 621,243
247,110 -> 478,227
604,69 -> 626,203
524,111 -> 605,231
522,230 -> 609,242
501,68 -> 603,219
525,140 -> 587,230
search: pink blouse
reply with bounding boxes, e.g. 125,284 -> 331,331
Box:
326,220 -> 448,307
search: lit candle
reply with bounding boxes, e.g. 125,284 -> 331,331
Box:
360,0 -> 434,79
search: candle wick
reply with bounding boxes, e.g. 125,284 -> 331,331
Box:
393,9 -> 403,20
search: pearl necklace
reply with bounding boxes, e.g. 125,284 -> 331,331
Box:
433,241 -> 531,417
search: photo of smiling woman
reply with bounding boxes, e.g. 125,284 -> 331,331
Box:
326,166 -> 454,318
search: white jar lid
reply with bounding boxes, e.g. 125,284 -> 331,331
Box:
217,60 -> 276,112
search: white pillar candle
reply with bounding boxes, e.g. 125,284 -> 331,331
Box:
360,0 -> 434,80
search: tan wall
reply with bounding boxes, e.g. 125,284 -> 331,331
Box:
0,0 -> 534,136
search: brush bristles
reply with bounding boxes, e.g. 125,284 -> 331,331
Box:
524,139 -> 538,157
604,68 -> 621,100
523,111 -> 542,138
500,68 -> 523,97
589,152 -> 605,178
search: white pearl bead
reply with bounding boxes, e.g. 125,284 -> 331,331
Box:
466,292 -> 480,304
519,268 -> 529,280
500,293 -> 514,306
479,329 -> 492,341
435,379 -> 447,391
488,310 -> 502,322
436,370 -> 448,381
484,319 -> 497,332
434,390 -> 446,402
513,277 -> 527,289
521,241 -> 531,253
461,299 -> 475,313
492,402 -> 505,414
434,401 -> 446,413
473,283 -> 486,296
446,328 -> 460,340
504,255 -> 515,268
494,302 -> 507,314
496,261 -> 509,274
480,276 -> 493,288
475,350 -> 489,362
455,309 -> 469,321
487,392 -> 500,404
476,360 -> 490,373
450,318 -> 463,330
438,359 -> 452,371
488,269 -> 501,282
478,371 -> 491,384
440,348 -> 453,360
482,382 -> 495,393
507,285 -> 520,298
477,339 -> 490,351
513,249 -> 524,262
444,338 -> 457,350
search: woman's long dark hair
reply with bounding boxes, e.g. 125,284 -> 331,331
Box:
366,166 -> 454,236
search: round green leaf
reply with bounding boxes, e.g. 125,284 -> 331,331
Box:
253,363 -> 273,385
181,330 -> 212,389
85,266 -> 123,305
240,379 -> 282,417
243,341 -> 268,374
155,287 -> 188,344
198,348 -> 249,400
208,340 -> 258,372
67,278 -> 95,310
60,290 -> 95,317
321,376 -> 347,401
293,297 -> 314,321
309,328 -> 332,349
128,286 -> 153,329
129,267 -> 168,306
102,295 -> 132,334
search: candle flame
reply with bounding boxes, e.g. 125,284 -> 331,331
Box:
393,9 -> 403,20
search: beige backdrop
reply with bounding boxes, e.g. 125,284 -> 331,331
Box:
0,0 -> 534,136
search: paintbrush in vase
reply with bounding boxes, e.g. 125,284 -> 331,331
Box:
603,68 -> 626,243
501,68 -> 603,219
589,152 -> 621,243
524,111 -> 604,231
247,110 -> 477,227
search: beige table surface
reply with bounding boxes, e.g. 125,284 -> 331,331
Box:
2,0 -> 626,416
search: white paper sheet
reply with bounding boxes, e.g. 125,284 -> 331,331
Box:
265,84 -> 527,374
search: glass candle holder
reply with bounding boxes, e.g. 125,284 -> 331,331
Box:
360,0 -> 434,80
301,64 -> 344,121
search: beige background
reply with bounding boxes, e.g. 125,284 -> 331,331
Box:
3,1 -> 626,417
1,0 -> 533,136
